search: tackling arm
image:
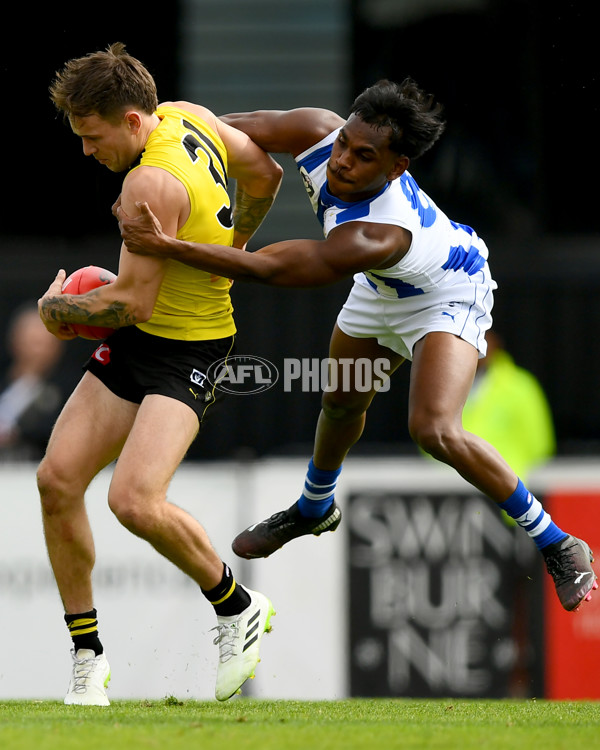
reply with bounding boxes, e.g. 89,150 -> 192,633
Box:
117,201 -> 411,289
219,108 -> 345,157
218,108 -> 342,249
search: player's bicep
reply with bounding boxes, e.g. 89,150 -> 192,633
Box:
284,223 -> 405,286
219,108 -> 344,156
113,169 -> 180,302
217,121 -> 282,194
122,166 -> 183,238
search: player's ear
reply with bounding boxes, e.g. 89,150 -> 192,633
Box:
388,155 -> 409,181
124,111 -> 143,134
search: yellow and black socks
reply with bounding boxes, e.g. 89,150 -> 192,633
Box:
202,563 -> 251,616
64,608 -> 103,655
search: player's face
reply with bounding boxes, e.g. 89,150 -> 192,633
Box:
326,114 -> 408,202
70,113 -> 139,173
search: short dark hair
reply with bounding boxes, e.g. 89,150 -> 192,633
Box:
351,78 -> 446,159
49,42 -> 158,122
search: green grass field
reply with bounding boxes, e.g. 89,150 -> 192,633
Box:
1,698 -> 599,750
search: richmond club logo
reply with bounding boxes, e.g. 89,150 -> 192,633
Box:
92,344 -> 111,364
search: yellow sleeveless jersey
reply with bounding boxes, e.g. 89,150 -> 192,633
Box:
131,105 -> 235,340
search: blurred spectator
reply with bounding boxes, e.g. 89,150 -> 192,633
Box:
462,329 -> 556,479
0,303 -> 66,461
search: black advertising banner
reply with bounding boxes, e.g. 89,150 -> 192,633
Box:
348,490 -> 544,698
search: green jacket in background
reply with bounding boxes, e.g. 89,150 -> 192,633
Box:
462,349 -> 556,480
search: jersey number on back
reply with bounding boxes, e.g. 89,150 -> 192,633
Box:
181,119 -> 233,230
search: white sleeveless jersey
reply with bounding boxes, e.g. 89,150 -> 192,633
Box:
295,128 -> 497,310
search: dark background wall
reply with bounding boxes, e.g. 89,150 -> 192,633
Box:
1,1 -> 598,460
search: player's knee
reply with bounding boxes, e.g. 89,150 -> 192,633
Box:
37,461 -> 59,515
108,488 -> 152,536
37,457 -> 79,515
321,393 -> 366,422
409,414 -> 460,460
108,490 -> 138,530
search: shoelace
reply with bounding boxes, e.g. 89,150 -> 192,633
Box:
545,544 -> 578,585
266,510 -> 290,528
70,654 -> 97,693
211,622 -> 240,662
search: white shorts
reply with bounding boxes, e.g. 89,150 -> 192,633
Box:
336,277 -> 495,361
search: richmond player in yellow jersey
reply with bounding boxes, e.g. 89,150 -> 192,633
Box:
37,43 -> 282,705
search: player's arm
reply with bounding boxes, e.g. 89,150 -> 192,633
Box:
39,168 -> 178,335
214,117 -> 283,250
219,108 -> 345,158
117,200 -> 411,288
166,100 -> 284,250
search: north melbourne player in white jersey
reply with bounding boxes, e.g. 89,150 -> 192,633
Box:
117,78 -> 597,613
296,127 -> 497,360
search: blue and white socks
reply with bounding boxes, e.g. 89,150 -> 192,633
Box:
297,467 -> 562,550
297,458 -> 342,518
499,479 -> 567,550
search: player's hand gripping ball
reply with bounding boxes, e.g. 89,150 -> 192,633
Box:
61,265 -> 117,340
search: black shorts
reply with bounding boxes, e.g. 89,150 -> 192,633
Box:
84,326 -> 235,424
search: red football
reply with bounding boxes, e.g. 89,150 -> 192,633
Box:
61,265 -> 117,340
